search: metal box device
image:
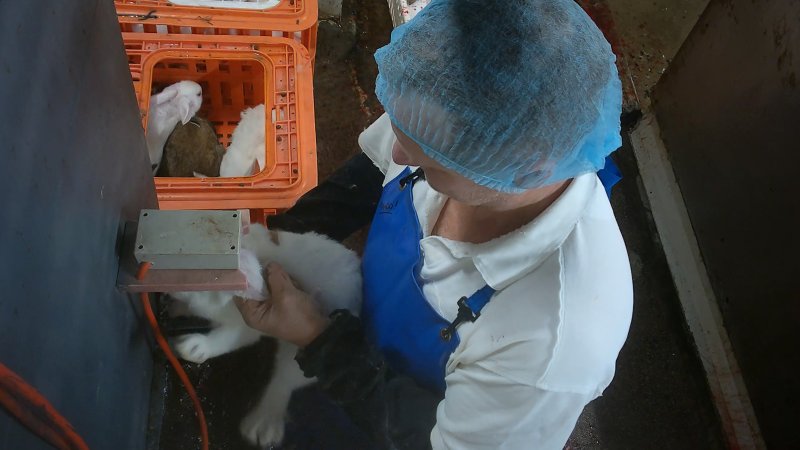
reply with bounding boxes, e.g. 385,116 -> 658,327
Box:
134,209 -> 242,270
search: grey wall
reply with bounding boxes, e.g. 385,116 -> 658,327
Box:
653,0 -> 800,447
0,1 -> 158,448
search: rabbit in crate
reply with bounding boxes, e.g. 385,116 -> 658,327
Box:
167,223 -> 362,447
155,115 -> 225,178
147,81 -> 203,174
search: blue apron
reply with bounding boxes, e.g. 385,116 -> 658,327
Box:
361,168 -> 495,394
360,161 -> 622,393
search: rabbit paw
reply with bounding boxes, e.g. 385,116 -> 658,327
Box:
174,334 -> 213,364
240,410 -> 286,448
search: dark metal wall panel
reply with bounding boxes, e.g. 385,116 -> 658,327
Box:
0,0 -> 158,448
653,0 -> 800,447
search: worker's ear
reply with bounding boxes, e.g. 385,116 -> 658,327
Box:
512,159 -> 555,188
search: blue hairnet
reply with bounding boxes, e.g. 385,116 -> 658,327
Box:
375,0 -> 623,192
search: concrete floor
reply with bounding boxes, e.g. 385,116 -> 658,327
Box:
153,0 -> 727,448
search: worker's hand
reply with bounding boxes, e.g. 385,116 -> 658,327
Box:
233,263 -> 330,348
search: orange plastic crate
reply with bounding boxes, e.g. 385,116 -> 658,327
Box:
124,33 -> 317,211
115,0 -> 318,59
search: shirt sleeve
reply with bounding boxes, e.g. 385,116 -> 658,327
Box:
431,361 -> 594,450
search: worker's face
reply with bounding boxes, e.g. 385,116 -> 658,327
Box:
390,124 -> 504,206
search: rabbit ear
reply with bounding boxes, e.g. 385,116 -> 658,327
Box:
237,249 -> 266,301
152,86 -> 179,105
249,159 -> 261,176
177,97 -> 194,125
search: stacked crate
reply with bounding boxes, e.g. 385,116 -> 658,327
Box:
116,0 -> 319,220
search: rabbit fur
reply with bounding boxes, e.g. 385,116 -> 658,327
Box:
146,81 -> 203,173
220,104 -> 266,177
168,223 -> 362,447
156,115 -> 225,177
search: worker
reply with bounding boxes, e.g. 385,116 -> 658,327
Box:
235,0 -> 633,448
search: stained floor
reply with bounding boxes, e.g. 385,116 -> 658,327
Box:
153,0 -> 725,448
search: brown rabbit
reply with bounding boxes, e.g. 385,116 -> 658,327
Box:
156,116 -> 225,177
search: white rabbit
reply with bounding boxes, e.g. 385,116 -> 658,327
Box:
168,224 -> 362,448
146,81 -> 203,173
220,104 -> 266,177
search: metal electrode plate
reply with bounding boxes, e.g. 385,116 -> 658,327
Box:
134,209 -> 241,270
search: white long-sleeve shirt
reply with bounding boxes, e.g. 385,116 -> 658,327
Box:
358,114 -> 633,449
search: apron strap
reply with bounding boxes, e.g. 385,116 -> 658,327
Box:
597,155 -> 621,199
464,284 -> 496,313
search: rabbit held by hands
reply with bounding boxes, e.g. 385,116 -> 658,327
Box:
168,224 -> 362,447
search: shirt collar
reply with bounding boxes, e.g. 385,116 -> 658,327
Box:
422,173 -> 599,290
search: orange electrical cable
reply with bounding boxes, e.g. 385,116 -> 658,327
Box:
0,362 -> 90,450
137,262 -> 209,450
0,264 -> 210,450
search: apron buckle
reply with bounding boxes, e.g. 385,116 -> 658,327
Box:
440,297 -> 480,341
399,167 -> 426,190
